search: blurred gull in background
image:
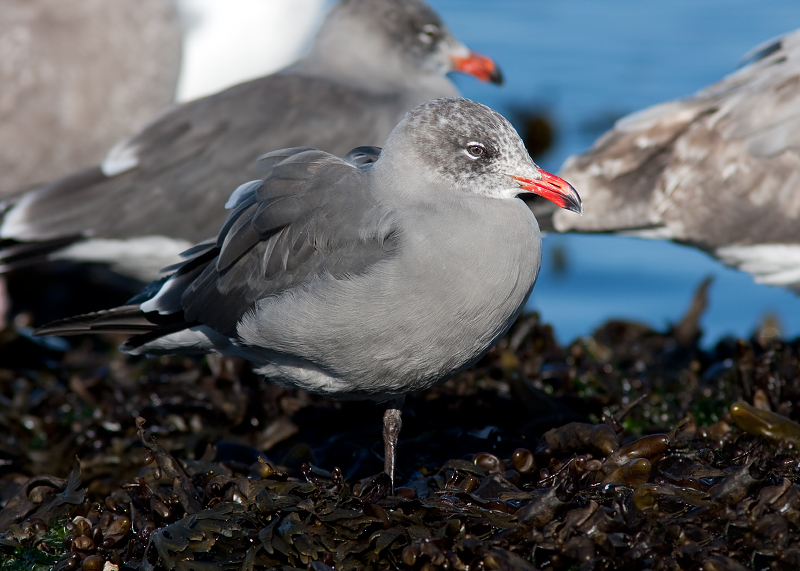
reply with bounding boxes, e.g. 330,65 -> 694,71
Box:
0,0 -> 503,287
0,0 -> 182,195
555,29 -> 800,290
175,0 -> 326,102
0,0 -> 182,325
0,0 -> 328,200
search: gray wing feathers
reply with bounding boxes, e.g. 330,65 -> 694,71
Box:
256,147 -> 317,173
181,150 -> 398,337
224,180 -> 261,209
555,27 -> 800,248
1,166 -> 108,241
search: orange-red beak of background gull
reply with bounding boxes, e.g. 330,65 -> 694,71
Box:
451,51 -> 504,85
513,171 -> 583,214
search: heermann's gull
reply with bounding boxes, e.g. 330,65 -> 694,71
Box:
0,0 -> 502,282
35,98 -> 582,485
0,0 -> 181,195
553,28 -> 800,289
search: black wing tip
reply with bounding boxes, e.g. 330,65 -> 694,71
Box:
33,318 -> 94,337
0,235 -> 85,272
739,36 -> 784,68
33,305 -> 157,337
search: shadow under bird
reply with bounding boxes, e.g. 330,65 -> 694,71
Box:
0,0 -> 502,282
554,27 -> 800,290
35,98 -> 582,486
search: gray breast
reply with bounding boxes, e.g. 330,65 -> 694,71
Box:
238,196 -> 540,400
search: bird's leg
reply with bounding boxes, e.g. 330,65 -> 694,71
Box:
382,396 -> 405,490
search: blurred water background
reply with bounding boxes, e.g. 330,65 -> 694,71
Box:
423,0 -> 800,347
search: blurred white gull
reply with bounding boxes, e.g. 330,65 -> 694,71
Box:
174,0 -> 326,102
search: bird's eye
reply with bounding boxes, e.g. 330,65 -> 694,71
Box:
418,24 -> 439,45
466,143 -> 486,158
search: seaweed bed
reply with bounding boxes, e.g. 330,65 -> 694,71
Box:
2,281 -> 800,571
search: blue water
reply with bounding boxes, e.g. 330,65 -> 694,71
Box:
427,0 -> 800,346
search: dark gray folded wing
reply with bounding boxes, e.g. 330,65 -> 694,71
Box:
147,148 -> 400,338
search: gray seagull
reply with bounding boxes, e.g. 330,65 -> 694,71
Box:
0,0 -> 502,282
35,98 -> 582,486
554,28 -> 800,290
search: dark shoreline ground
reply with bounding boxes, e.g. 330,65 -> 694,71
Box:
2,282 -> 800,571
